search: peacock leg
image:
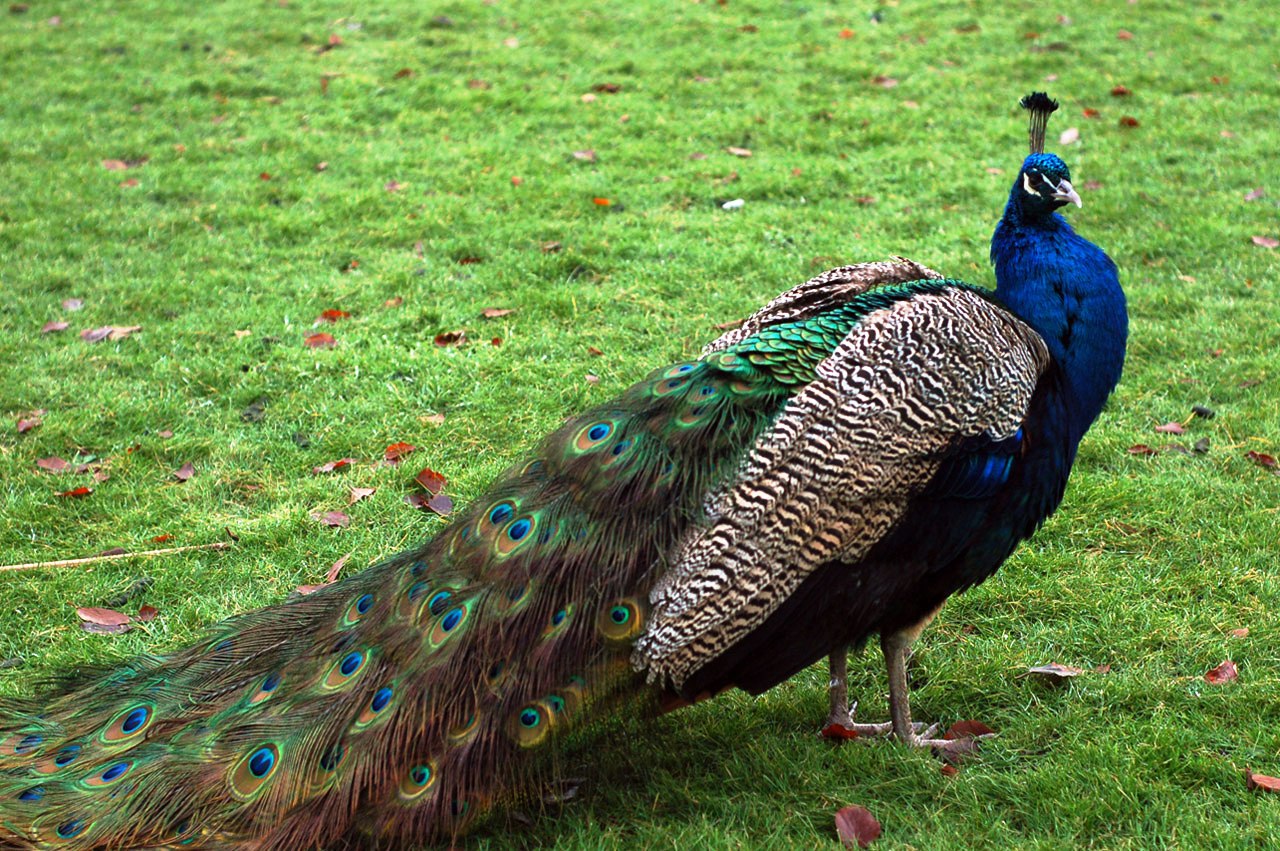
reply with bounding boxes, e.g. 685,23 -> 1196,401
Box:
821,644 -> 921,738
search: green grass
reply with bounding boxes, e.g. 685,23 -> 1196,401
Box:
2,0 -> 1279,847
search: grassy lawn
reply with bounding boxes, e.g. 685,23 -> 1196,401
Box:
2,0 -> 1279,847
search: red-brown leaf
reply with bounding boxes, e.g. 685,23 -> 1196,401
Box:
316,309 -> 350,323
151,533 -> 174,543
41,320 -> 69,333
1116,29 -> 1134,39
587,346 -> 604,356
173,462 -> 196,482
136,605 -> 159,623
311,510 -> 350,528
426,494 -> 453,516
1119,116 -> 1140,127
393,68 -> 414,79
1154,422 -> 1185,434
1246,770 -> 1280,793
434,330 -> 466,347
36,457 -> 69,473
592,82 -> 622,93
76,607 -> 132,627
940,763 -> 960,777
304,332 -> 337,348
725,146 -> 753,157
872,75 -> 898,88
943,720 -> 996,740
1027,663 -> 1083,682
541,240 -> 563,253
56,486 -> 93,498
1245,450 -> 1278,469
326,552 -> 352,583
312,457 -> 356,475
571,149 -> 597,162
1244,188 -> 1265,202
1231,627 -> 1250,638
414,468 -> 447,495
421,412 -> 446,426
838,28 -> 855,39
1251,235 -> 1279,249
481,307 -> 514,318
1127,444 -> 1158,456
455,256 -> 483,265
384,442 -> 417,463
81,326 -> 112,343
384,179 -> 406,192
834,805 -> 882,849
349,487 -> 376,504
1111,85 -> 1132,97
820,723 -> 861,740
1083,107 -> 1101,118
384,296 -> 404,308
1204,660 -> 1238,684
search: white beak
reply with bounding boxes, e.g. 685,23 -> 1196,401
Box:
1052,178 -> 1083,208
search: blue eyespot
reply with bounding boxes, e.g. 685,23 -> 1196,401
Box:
371,687 -> 393,713
551,608 -> 568,627
260,673 -> 281,693
248,748 -> 275,778
441,609 -> 463,632
57,819 -> 86,839
121,708 -> 149,735
54,745 -> 81,767
355,594 -> 374,614
19,786 -> 44,802
428,590 -> 452,615
676,364 -> 693,373
588,424 -> 610,441
508,518 -> 531,541
340,652 -> 363,676
15,734 -> 41,755
101,762 -> 130,782
407,581 -> 429,602
520,708 -> 540,728
489,503 -> 514,524
319,745 -> 344,771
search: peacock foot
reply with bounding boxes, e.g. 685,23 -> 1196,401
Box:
820,717 -> 938,741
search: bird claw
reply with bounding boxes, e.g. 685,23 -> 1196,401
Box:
820,719 -> 935,740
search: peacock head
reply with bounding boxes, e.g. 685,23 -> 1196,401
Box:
1008,92 -> 1081,220
1015,152 -> 1081,216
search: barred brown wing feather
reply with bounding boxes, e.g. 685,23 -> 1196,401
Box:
633,287 -> 1050,691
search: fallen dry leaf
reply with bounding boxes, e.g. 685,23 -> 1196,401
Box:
726,146 -> 753,157
1154,422 -> 1185,434
41,320 -> 69,333
414,468 -> 447,495
1246,770 -> 1280,793
1231,627 -> 1249,638
76,607 -> 132,627
872,75 -> 897,88
384,442 -> 417,464
80,327 -> 112,343
421,412 -> 446,426
1244,188 -> 1265,202
1116,29 -> 1134,39
173,462 -> 196,482
1059,127 -> 1080,145
384,179 -> 406,192
587,346 -> 604,356
312,457 -> 356,475
943,720 -> 995,740
316,309 -> 350,324
349,486 -> 376,504
56,486 -> 93,498
1026,663 -> 1083,683
136,605 -> 159,623
834,805 -> 882,849
571,149 -> 597,162
1245,450 -> 1278,470
1251,235 -> 1279,249
36,457 -> 69,473
384,296 -> 404,308
1127,444 -> 1158,456
1111,85 -> 1132,97
326,552 -> 352,583
434,330 -> 466,347
541,240 -> 563,253
304,332 -> 336,348
1204,660 -> 1238,684
311,510 -> 350,528
481,307 -> 514,318
1119,116 -> 1140,128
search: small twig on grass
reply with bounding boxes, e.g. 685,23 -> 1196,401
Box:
0,541 -> 232,572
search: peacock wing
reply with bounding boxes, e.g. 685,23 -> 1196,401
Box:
633,285 -> 1051,693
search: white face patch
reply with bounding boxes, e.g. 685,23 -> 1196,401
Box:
1022,172 -> 1039,197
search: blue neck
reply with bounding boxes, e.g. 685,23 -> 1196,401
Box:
990,197 -> 1128,446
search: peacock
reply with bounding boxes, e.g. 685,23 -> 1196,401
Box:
0,92 -> 1126,849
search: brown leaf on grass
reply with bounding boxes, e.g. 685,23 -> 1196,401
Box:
1251,236 -> 1279,249
1116,29 -> 1134,40
393,68 -> 414,79
420,412 -> 446,427
1154,422 -> 1185,434
592,82 -> 622,93
120,178 -> 139,188
571,149 -> 597,162
316,309 -> 350,323
311,510 -> 350,528
42,320 -> 69,333
871,75 -> 897,88
726,146 -> 753,157
434,330 -> 466,347
541,241 -> 563,253
152,533 -> 174,543
481,307 -> 514,318
312,457 -> 356,475
591,197 -> 612,206
1083,107 -> 1100,118
820,723 -> 861,740
173,462 -> 196,482
102,159 -> 129,171
384,296 -> 404,308
1245,450 -> 1278,470
259,172 -> 272,181
1026,663 -> 1083,683
384,179 -> 406,192
81,327 -> 112,343
456,256 -> 482,265
1059,127 -> 1080,145
36,457 -> 69,473
304,332 -> 336,348
349,487 -> 376,504
76,607 -> 132,628
326,552 -> 352,583
315,161 -> 329,172
838,28 -> 855,39
1246,770 -> 1280,792
943,720 -> 995,740
587,346 -> 604,356
1204,660 -> 1238,684
1119,116 -> 1140,128
414,468 -> 447,495
1111,85 -> 1132,97
933,736 -> 982,765
136,605 -> 159,623
834,805 -> 882,849
1127,444 -> 1158,456
56,486 -> 93,498
1244,188 -> 1265,202
384,442 -> 417,464
16,413 -> 43,433
940,763 -> 960,777
404,493 -> 453,515
1231,627 -> 1249,638
468,78 -> 492,90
